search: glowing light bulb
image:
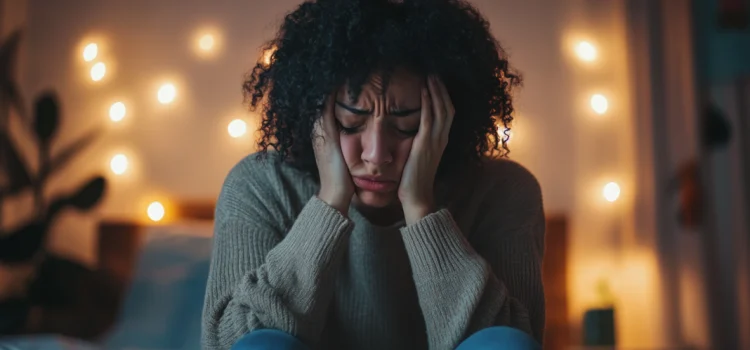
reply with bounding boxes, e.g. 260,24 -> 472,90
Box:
262,46 -> 276,66
158,84 -> 176,104
147,201 -> 165,222
498,127 -> 513,143
90,62 -> 106,81
109,154 -> 128,175
603,182 -> 621,202
228,119 -> 248,138
109,102 -> 126,122
591,94 -> 609,114
199,34 -> 215,51
575,41 -> 597,62
83,43 -> 98,62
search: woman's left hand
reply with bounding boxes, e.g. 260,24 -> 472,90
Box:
399,75 -> 455,225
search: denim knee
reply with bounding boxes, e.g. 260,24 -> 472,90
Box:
456,326 -> 541,350
231,329 -> 309,350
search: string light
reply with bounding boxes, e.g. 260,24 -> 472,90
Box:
83,43 -> 98,62
228,119 -> 248,138
109,102 -> 126,122
603,182 -> 621,202
575,41 -> 597,62
590,94 -> 609,114
158,83 -> 177,104
90,62 -> 106,81
147,201 -> 165,222
262,46 -> 276,66
499,127 -> 513,144
198,34 -> 215,52
109,154 -> 129,175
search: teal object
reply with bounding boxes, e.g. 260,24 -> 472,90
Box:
582,308 -> 616,346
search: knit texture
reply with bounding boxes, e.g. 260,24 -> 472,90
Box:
202,152 -> 546,350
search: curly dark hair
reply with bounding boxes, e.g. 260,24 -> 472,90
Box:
244,0 -> 521,179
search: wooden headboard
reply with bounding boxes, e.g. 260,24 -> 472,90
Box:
96,206 -> 569,349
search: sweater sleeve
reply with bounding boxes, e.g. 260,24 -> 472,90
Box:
201,161 -> 354,350
399,165 -> 545,349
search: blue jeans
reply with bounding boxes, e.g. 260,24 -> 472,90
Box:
231,326 -> 541,350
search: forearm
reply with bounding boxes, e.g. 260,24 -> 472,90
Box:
202,196 -> 353,349
400,209 -> 539,349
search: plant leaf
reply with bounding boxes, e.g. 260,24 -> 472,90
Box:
0,131 -> 33,195
5,82 -> 26,120
47,128 -> 99,178
0,30 -> 22,83
33,92 -> 59,144
69,176 -> 106,210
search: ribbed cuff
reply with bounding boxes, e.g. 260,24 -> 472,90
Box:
400,209 -> 484,276
272,196 -> 354,270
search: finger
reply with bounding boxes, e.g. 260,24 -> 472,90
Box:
420,85 -> 434,139
434,76 -> 454,140
313,95 -> 335,151
322,94 -> 338,138
428,75 -> 445,139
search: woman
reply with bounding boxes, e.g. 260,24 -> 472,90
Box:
202,0 -> 545,349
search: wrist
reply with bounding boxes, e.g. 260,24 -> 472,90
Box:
403,201 -> 435,225
317,189 -> 351,216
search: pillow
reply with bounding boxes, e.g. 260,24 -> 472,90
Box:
103,222 -> 212,350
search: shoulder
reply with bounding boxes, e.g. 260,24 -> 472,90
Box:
216,151 -> 317,224
478,157 -> 542,203
457,157 -> 544,232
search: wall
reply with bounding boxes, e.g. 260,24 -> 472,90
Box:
14,0 -> 645,346
19,0 -> 585,220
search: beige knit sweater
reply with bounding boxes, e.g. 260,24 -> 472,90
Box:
201,152 -> 545,350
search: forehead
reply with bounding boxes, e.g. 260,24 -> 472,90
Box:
341,68 -> 423,103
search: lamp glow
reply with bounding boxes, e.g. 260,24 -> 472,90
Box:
603,182 -> 621,202
83,43 -> 98,62
228,119 -> 248,138
90,62 -> 106,81
262,46 -> 276,66
591,94 -> 609,114
199,34 -> 215,51
158,84 -> 177,104
575,41 -> 597,62
499,127 -> 513,143
109,154 -> 128,175
109,102 -> 126,122
147,201 -> 165,222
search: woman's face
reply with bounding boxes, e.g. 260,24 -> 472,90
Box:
336,68 -> 423,209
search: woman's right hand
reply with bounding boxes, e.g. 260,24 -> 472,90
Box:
313,95 -> 355,216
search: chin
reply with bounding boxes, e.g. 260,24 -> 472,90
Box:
354,190 -> 398,208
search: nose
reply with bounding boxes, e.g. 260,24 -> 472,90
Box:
361,121 -> 393,167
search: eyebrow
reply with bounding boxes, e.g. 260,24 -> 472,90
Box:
335,101 -> 421,117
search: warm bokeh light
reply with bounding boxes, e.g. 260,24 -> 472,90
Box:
90,62 -> 106,81
499,127 -> 513,143
603,182 -> 621,202
158,83 -> 177,104
228,119 -> 248,138
198,34 -> 215,52
262,46 -> 276,66
575,41 -> 597,62
591,94 -> 609,114
147,201 -> 166,222
83,43 -> 98,62
109,154 -> 129,175
109,102 -> 126,122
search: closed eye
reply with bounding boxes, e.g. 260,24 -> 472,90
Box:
335,101 -> 371,115
390,107 -> 421,117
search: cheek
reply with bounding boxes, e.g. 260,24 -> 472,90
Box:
339,135 -> 361,167
393,138 -> 415,170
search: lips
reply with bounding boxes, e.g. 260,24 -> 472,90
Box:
353,177 -> 397,193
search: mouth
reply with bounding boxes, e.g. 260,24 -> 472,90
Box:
352,176 -> 397,193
